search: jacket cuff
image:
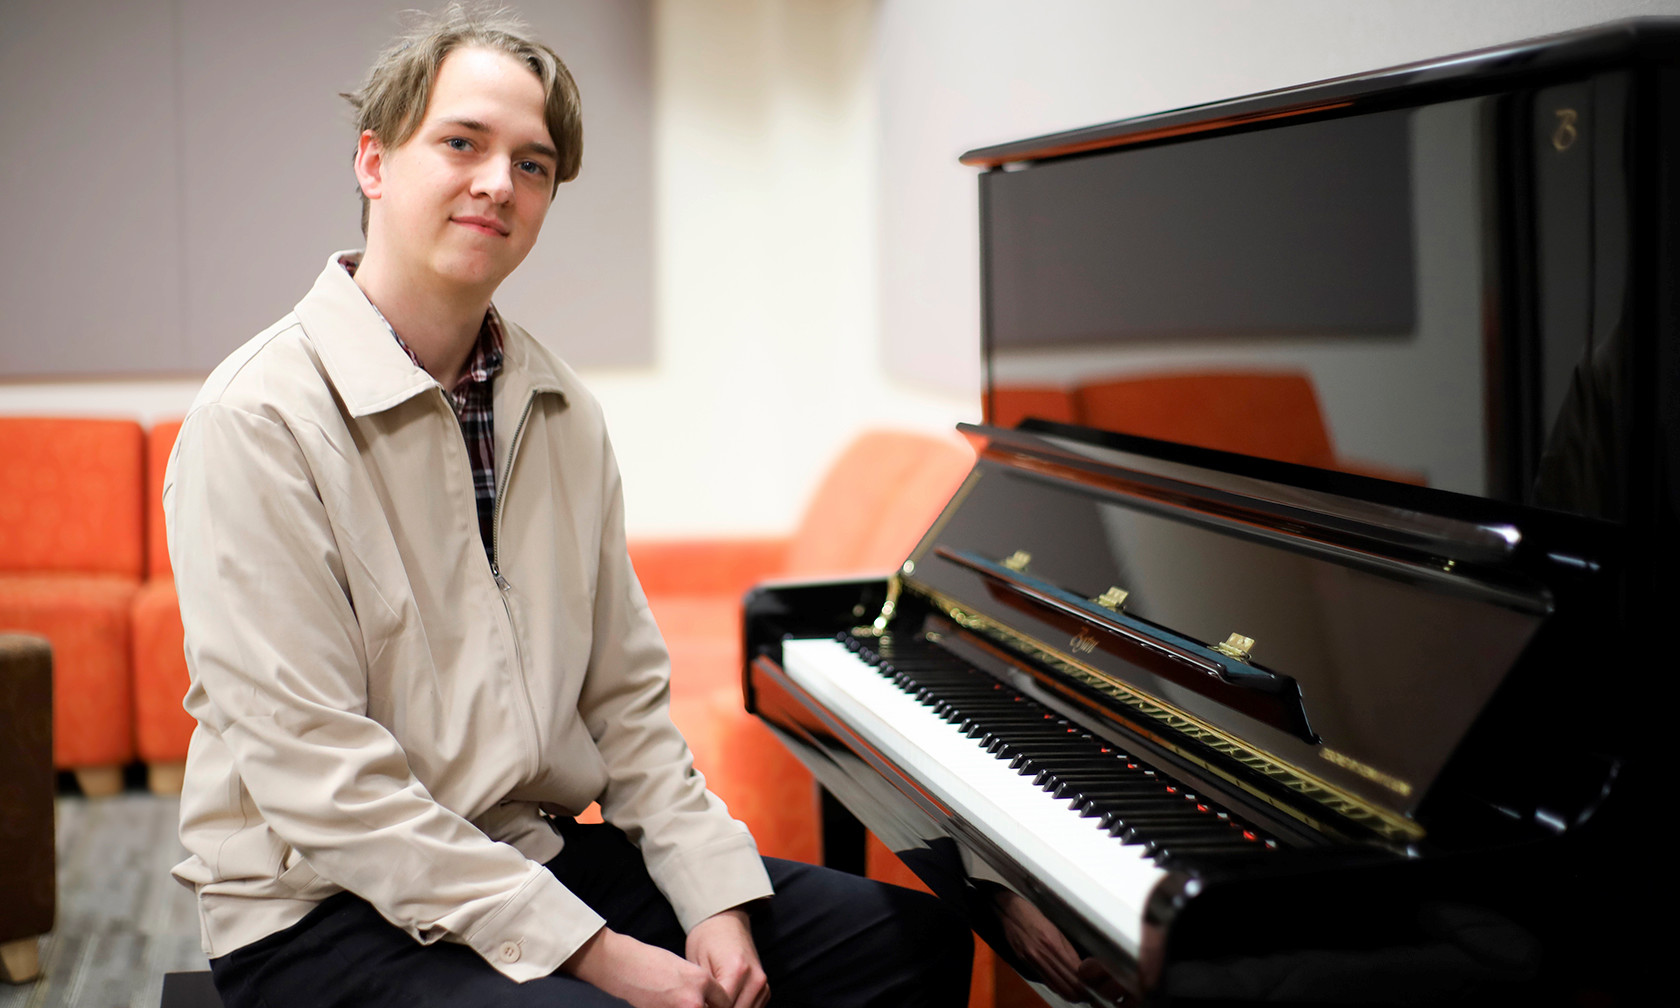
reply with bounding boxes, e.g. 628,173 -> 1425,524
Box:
656,834 -> 775,933
463,863 -> 605,983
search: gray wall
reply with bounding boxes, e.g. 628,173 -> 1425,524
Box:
0,0 -> 652,377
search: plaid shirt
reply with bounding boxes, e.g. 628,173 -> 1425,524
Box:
339,256 -> 504,560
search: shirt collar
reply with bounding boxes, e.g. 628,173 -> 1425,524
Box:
336,253 -> 505,399
297,251 -> 553,418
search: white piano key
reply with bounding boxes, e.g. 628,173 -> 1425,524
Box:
781,636 -> 1170,960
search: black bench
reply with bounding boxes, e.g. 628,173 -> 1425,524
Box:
160,971 -> 222,1007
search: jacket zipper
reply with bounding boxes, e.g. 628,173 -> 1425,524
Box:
488,393 -> 544,781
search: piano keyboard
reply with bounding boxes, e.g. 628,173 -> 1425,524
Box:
780,632 -> 1277,959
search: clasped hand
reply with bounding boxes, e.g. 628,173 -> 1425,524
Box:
563,908 -> 768,1008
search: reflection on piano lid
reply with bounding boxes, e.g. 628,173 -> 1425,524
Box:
748,20 -> 1668,1007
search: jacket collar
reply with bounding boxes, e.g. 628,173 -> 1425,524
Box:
294,251 -> 567,418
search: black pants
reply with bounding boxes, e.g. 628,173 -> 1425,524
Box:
210,821 -> 972,1008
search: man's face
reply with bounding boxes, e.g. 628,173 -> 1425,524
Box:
357,46 -> 558,295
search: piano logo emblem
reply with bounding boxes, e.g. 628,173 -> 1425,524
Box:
1069,629 -> 1099,655
1553,108 -> 1579,152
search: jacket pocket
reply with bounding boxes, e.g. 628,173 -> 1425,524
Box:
276,844 -> 320,892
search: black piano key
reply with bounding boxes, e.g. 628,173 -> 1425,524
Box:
1054,778 -> 1182,802
1071,788 -> 1204,814
1035,759 -> 1157,782
1099,808 -> 1241,837
1151,839 -> 1275,861
1010,739 -> 1110,761
1116,825 -> 1250,848
1101,807 -> 1236,829
1035,762 -> 1159,787
1084,787 -> 1205,808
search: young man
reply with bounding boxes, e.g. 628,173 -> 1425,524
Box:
165,6 -> 970,1007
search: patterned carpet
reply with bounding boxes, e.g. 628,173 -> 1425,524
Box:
0,792 -> 206,1008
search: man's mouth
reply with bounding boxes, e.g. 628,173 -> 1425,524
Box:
453,215 -> 510,236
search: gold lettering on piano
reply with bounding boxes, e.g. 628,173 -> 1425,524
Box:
1552,108 -> 1578,152
1320,748 -> 1413,797
1004,550 -> 1032,572
1069,628 -> 1099,654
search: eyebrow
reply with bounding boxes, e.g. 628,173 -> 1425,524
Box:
438,117 -> 559,162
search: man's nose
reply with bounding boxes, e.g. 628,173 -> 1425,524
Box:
473,159 -> 514,204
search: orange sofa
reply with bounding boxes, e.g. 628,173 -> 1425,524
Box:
634,429 -> 976,865
0,418 -> 144,796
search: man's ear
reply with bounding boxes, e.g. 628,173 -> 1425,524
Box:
354,130 -> 386,200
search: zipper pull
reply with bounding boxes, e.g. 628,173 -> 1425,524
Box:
491,561 -> 511,592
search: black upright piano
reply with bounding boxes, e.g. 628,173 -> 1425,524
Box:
745,21 -> 1672,1006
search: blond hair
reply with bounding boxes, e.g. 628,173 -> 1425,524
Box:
342,2 -> 582,234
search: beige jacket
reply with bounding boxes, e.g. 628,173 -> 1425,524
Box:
166,254 -> 771,982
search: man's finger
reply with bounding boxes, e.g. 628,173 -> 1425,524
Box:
724,964 -> 768,1008
703,975 -> 732,1008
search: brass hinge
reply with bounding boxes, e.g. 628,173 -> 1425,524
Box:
853,562 -> 910,638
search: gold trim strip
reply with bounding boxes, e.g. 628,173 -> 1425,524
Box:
914,583 -> 1425,844
1321,748 -> 1414,798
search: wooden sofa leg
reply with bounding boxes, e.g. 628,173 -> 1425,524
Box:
0,936 -> 41,984
73,764 -> 124,798
148,760 -> 187,795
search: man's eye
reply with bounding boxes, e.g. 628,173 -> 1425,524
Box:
517,160 -> 549,177
444,137 -> 471,151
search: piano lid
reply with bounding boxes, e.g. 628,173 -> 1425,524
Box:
970,18 -> 1680,561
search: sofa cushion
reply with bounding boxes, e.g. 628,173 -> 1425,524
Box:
0,417 -> 145,579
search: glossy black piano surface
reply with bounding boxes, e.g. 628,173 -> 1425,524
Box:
746,20 -> 1670,1007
